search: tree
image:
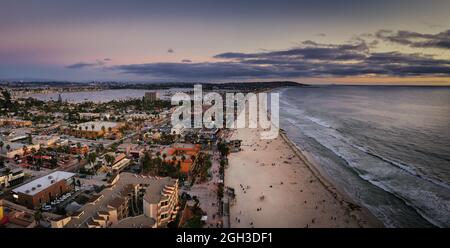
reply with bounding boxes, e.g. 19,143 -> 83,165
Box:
141,152 -> 154,173
87,152 -> 97,167
33,210 -> 43,226
22,145 -> 28,155
0,89 -> 12,111
104,154 -> 115,167
218,142 -> 230,157
6,144 -> 11,152
27,133 -> 33,144
0,141 -> 4,151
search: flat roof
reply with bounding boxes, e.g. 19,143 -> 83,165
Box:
76,121 -> 121,132
12,171 -> 75,196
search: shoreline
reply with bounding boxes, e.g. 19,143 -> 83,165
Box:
224,126 -> 383,228
279,130 -> 384,228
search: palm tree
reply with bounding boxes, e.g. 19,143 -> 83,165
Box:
22,145 -> 28,155
172,156 -> 177,164
87,152 -> 97,167
101,126 -> 106,134
0,141 -> 3,152
85,126 -> 88,131
6,144 -> 11,152
91,124 -> 95,131
33,210 -> 43,226
105,154 -> 115,167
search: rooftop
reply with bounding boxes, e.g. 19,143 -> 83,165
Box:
12,171 -> 75,196
76,121 -> 121,132
64,172 -> 177,228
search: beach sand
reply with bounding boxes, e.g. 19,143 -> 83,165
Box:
225,127 -> 382,228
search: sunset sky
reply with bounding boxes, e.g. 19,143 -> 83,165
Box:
1,0 -> 450,84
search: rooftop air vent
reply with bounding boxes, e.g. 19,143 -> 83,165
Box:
48,176 -> 53,179
37,184 -> 41,187
31,187 -> 36,191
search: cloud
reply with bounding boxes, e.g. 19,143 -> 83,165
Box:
110,29 -> 450,79
376,29 -> 450,49
167,48 -> 174,53
66,59 -> 110,69
214,40 -> 369,61
181,59 -> 192,63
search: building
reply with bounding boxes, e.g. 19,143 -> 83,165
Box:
117,143 -> 144,159
101,152 -> 131,172
33,135 -> 60,148
160,143 -> 201,173
144,91 -> 158,102
64,121 -> 124,139
0,119 -> 32,127
0,169 -> 25,189
79,112 -> 101,120
0,200 -> 36,228
0,142 -> 40,159
12,171 -> 75,209
57,172 -> 178,228
227,140 -> 242,152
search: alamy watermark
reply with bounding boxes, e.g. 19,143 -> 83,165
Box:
171,85 -> 279,139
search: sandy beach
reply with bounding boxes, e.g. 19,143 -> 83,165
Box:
225,127 -> 382,228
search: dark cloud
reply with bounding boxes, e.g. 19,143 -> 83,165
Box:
66,59 -> 108,69
110,29 -> 450,79
167,48 -> 174,53
181,59 -> 192,63
376,29 -> 450,49
214,40 -> 369,61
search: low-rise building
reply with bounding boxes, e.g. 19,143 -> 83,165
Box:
0,169 -> 25,188
161,143 -> 201,173
0,118 -> 32,127
12,171 -> 75,209
64,121 -> 124,139
0,142 -> 40,159
33,135 -> 60,148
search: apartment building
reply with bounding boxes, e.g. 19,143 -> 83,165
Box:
57,172 -> 178,228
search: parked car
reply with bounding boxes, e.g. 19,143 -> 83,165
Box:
42,205 -> 52,211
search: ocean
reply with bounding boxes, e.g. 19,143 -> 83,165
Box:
276,86 -> 450,227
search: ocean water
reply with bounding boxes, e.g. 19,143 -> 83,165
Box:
276,86 -> 450,227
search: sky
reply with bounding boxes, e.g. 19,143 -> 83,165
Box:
1,0 -> 450,85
